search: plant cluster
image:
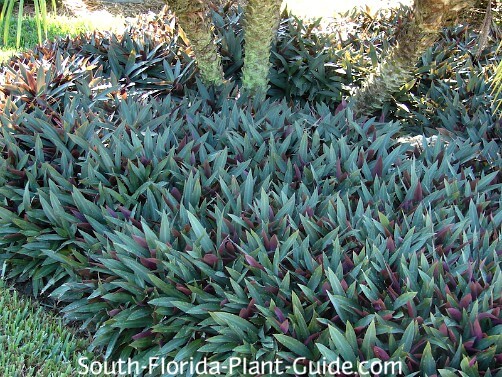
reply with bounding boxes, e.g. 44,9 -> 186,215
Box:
0,6 -> 501,377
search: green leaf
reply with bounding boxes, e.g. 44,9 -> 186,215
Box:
327,325 -> 357,363
174,339 -> 203,362
72,186 -> 101,220
401,320 -> 416,353
210,312 -> 258,335
439,369 -> 461,377
420,342 -> 436,376
378,211 -> 390,229
393,292 -> 417,310
316,343 -> 339,362
158,337 -> 187,355
344,321 -> 358,355
362,320 -> 376,360
187,211 -> 213,253
274,334 -> 314,359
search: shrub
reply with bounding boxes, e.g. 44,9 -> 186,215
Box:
0,7 -> 501,377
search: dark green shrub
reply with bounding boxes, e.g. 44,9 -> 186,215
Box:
0,7 -> 501,377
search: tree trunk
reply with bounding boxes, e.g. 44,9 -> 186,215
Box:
351,0 -> 475,117
241,0 -> 282,97
168,0 -> 224,86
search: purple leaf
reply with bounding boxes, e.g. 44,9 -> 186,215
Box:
274,307 -> 285,322
335,99 -> 347,114
447,308 -> 462,322
244,255 -> 264,270
140,257 -> 158,270
132,235 -> 148,249
108,309 -> 121,317
413,183 -> 423,202
373,346 -> 390,361
279,319 -> 289,334
203,253 -> 219,266
106,206 -> 118,218
372,156 -> 383,178
132,330 -> 153,341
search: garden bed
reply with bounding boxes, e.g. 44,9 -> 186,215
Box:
0,2 -> 501,376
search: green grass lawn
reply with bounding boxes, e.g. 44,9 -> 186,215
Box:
0,279 -> 92,376
0,13 -> 126,62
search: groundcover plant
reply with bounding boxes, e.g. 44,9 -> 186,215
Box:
0,2 -> 500,376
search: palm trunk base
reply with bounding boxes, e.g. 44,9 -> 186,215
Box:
351,0 -> 474,117
241,0 -> 282,96
169,0 -> 225,86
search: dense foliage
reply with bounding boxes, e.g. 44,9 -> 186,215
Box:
0,6 -> 501,376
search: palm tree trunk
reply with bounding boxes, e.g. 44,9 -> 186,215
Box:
168,0 -> 224,86
241,0 -> 282,97
351,0 -> 475,117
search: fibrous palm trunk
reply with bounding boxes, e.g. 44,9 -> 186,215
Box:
167,0 -> 224,86
241,0 -> 282,97
351,0 -> 475,117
